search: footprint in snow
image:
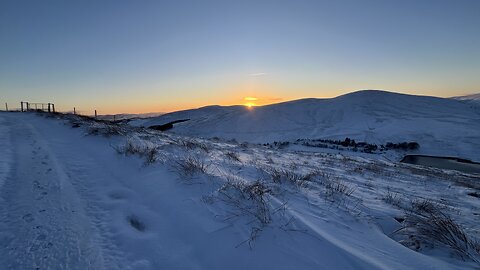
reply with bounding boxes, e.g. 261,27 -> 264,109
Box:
22,214 -> 34,223
108,191 -> 128,200
33,180 -> 43,189
127,215 -> 146,232
36,234 -> 47,241
36,191 -> 48,200
30,243 -> 40,252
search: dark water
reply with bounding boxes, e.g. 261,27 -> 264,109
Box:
401,155 -> 480,174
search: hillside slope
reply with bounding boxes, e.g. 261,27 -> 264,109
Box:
131,90 -> 480,161
1,112 -> 478,269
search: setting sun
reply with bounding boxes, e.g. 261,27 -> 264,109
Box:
244,97 -> 258,108
245,102 -> 256,108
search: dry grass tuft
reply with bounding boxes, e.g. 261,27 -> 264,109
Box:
174,155 -> 209,177
398,199 -> 480,263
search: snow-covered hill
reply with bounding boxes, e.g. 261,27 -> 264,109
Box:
452,93 -> 480,102
452,93 -> 480,108
131,90 -> 480,161
1,112 -> 478,269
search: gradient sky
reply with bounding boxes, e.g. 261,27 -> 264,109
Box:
1,0 -> 479,114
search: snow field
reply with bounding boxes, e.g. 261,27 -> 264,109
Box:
0,111 -> 478,269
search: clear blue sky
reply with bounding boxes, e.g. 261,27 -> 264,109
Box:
1,0 -> 479,113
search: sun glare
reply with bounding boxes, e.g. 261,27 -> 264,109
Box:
244,97 -> 258,108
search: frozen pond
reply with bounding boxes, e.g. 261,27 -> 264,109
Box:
401,155 -> 480,174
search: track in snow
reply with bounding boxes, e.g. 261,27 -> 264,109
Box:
0,115 -> 106,269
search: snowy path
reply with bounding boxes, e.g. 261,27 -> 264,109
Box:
0,114 -> 108,269
0,113 -> 244,269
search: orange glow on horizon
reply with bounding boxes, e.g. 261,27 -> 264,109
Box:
97,95 -> 287,114
66,86 -> 344,115
52,84 -> 476,115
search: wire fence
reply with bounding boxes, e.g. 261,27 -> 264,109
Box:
21,102 -> 55,112
1,102 -> 105,119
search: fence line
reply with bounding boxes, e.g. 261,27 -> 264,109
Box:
20,101 -> 55,113
1,102 -> 103,120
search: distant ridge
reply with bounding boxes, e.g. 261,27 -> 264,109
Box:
130,90 -> 480,161
97,112 -> 164,121
452,93 -> 480,102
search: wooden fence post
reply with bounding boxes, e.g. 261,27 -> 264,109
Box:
20,102 -> 23,112
74,107 -> 76,115
5,103 -> 8,111
52,104 -> 55,113
95,110 -> 97,118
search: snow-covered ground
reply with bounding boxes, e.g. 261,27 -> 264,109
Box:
130,90 -> 480,162
0,111 -> 479,269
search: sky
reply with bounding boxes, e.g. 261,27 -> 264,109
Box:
1,0 -> 479,114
